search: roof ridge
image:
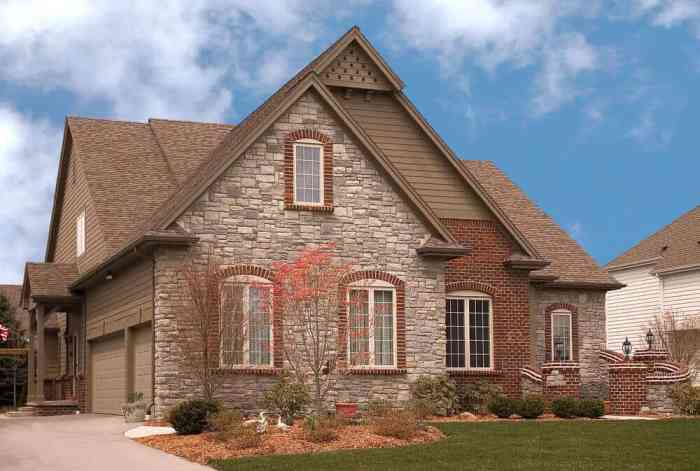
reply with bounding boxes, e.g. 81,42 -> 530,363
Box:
148,117 -> 235,127
67,116 -> 147,126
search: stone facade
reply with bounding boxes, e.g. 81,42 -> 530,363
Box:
530,287 -> 607,399
153,90 -> 447,414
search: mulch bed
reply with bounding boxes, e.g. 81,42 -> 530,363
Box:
135,423 -> 444,464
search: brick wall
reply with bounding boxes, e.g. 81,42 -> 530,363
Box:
608,363 -> 647,415
542,363 -> 581,401
442,218 -> 530,397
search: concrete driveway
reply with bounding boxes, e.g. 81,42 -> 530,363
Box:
0,414 -> 210,471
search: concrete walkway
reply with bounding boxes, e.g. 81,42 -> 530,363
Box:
0,414 -> 210,471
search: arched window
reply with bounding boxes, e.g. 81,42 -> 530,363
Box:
293,139 -> 324,205
551,309 -> 573,362
446,290 -> 493,370
347,279 -> 396,368
220,274 -> 273,368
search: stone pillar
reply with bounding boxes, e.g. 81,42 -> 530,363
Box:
34,305 -> 47,402
542,362 -> 581,402
608,362 -> 647,415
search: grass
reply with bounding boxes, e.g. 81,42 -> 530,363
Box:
210,420 -> 700,471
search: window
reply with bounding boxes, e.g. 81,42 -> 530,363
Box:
551,310 -> 572,361
220,278 -> 272,367
347,281 -> 396,367
446,292 -> 493,370
76,210 -> 86,256
293,141 -> 323,205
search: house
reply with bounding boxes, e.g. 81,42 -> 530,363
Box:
20,27 -> 621,416
606,205 -> 700,383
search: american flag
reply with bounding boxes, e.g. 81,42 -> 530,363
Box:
0,323 -> 9,342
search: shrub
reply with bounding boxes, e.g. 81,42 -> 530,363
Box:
576,399 -> 605,418
302,415 -> 340,443
373,409 -> 419,440
551,397 -> 578,419
408,399 -> 433,420
209,409 -> 243,441
263,375 -> 310,425
367,399 -> 393,418
168,399 -> 221,435
488,396 -> 515,419
232,424 -> 264,449
515,396 -> 545,419
412,376 -> 458,416
458,381 -> 504,415
669,383 -> 700,415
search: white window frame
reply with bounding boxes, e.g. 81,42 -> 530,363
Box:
347,279 -> 397,368
292,139 -> 324,206
446,290 -> 494,371
220,276 -> 274,369
551,309 -> 573,362
76,210 -> 86,256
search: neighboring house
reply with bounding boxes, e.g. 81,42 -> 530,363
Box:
0,285 -> 29,338
20,27 -> 620,416
606,205 -> 700,383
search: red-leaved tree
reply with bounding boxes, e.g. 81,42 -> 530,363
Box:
274,244 -> 352,415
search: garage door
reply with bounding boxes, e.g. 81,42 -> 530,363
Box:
131,324 -> 153,405
90,332 -> 126,414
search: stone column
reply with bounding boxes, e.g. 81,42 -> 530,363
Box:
34,305 -> 47,402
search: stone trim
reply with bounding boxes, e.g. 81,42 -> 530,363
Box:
337,270 -> 406,369
284,129 -> 334,211
214,368 -> 283,377
445,280 -> 496,297
217,264 -> 283,368
544,303 -> 579,363
448,369 -> 503,377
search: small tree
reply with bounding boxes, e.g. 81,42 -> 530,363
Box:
178,249 -> 245,401
274,244 -> 351,415
0,294 -> 19,348
649,311 -> 700,368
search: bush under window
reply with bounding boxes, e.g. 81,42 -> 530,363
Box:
263,375 -> 310,425
488,396 -> 515,418
411,375 -> 457,416
669,383 -> 700,415
551,397 -> 578,419
458,380 -> 504,415
576,399 -> 605,418
373,409 -> 420,440
515,396 -> 545,419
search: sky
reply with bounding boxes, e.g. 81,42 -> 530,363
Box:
1,0 -> 700,283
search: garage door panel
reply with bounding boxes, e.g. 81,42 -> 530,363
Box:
131,324 -> 153,405
91,333 -> 125,415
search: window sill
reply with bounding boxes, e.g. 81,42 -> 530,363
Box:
447,369 -> 502,377
215,367 -> 283,376
284,203 -> 334,213
338,368 -> 407,376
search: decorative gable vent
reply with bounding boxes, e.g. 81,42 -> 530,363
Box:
320,41 -> 392,91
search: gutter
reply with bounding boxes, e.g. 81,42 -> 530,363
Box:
606,257 -> 661,272
70,232 -> 197,291
653,262 -> 700,276
538,279 -> 626,291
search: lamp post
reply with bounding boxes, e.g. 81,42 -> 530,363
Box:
645,329 -> 655,350
622,337 -> 632,360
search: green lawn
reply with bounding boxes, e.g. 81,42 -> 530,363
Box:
210,420 -> 700,471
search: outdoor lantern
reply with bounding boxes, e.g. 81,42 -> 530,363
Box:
646,329 -> 655,350
622,337 -> 632,359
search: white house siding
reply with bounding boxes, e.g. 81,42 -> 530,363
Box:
606,265 -> 660,352
662,270 -> 700,385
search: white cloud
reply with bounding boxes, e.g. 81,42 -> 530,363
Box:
567,221 -> 585,244
0,106 -> 61,283
0,0 -> 341,122
632,0 -> 700,35
388,0 -> 600,115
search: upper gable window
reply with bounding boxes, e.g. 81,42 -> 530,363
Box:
76,210 -> 86,257
293,140 -> 324,205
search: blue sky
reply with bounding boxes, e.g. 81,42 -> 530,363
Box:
1,0 -> 700,283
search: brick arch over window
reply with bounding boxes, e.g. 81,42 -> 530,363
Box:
544,303 -> 579,363
284,129 -> 334,211
337,271 -> 406,370
217,264 -> 283,369
445,281 -> 496,297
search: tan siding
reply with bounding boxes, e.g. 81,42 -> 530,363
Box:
52,145 -> 108,274
335,90 -> 493,220
606,265 -> 661,351
85,259 -> 153,340
131,323 -> 153,405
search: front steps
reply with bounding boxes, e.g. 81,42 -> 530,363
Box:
5,400 -> 79,417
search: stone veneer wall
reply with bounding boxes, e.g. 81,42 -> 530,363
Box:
442,219 -> 530,397
529,287 -> 607,399
153,90 -> 446,414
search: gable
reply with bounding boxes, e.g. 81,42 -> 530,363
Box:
49,135 -> 109,274
320,40 -> 394,91
335,89 -> 494,221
